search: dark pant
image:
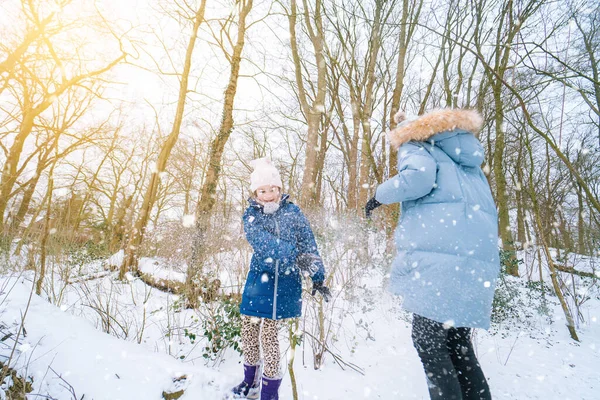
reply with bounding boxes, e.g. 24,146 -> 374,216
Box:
411,314 -> 491,400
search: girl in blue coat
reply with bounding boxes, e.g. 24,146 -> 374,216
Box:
366,109 -> 499,399
231,158 -> 330,400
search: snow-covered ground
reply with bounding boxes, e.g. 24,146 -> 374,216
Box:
1,248 -> 599,399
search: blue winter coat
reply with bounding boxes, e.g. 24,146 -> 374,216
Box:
376,109 -> 500,329
240,194 -> 325,320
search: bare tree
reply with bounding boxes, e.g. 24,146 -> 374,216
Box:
286,0 -> 328,208
0,0 -> 126,233
471,0 -> 544,275
187,0 -> 254,307
323,1 -> 396,212
382,0 -> 422,235
120,0 -> 207,278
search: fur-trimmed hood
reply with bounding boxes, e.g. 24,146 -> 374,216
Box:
388,108 -> 483,150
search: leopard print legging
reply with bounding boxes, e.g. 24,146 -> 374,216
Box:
241,315 -> 281,378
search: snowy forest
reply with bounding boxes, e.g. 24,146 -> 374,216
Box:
0,0 -> 599,398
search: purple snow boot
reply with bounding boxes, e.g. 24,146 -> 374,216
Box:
231,363 -> 261,399
260,375 -> 282,400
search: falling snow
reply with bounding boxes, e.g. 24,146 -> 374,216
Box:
182,215 -> 195,227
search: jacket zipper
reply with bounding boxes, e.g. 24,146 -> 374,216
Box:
273,218 -> 280,320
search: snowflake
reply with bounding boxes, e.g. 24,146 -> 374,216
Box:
18,343 -> 32,353
182,215 -> 195,227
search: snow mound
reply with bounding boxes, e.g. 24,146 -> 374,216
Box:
0,275 -> 225,399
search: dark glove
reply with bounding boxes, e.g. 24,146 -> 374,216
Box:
297,253 -> 321,276
364,196 -> 382,218
311,281 -> 331,302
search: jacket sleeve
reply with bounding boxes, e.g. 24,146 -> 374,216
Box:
293,207 -> 326,283
375,143 -> 437,204
243,209 -> 297,270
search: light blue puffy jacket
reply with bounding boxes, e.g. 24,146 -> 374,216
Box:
376,109 -> 500,329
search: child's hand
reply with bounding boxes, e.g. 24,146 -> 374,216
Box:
297,253 -> 321,276
311,281 -> 332,302
364,197 -> 382,218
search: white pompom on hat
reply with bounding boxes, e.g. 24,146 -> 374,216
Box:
249,157 -> 283,192
394,110 -> 407,124
393,109 -> 417,127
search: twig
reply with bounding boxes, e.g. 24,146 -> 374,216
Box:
301,330 -> 365,375
49,365 -> 81,400
504,333 -> 520,366
67,271 -> 113,285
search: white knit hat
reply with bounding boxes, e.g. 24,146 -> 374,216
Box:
250,158 -> 282,192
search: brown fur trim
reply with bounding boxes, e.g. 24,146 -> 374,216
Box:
387,108 -> 483,150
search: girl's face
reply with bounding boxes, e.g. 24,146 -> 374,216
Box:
255,185 -> 281,203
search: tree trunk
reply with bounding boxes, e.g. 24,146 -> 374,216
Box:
576,183 -> 586,255
347,105 -> 361,211
486,0 -> 527,277
120,2 -> 206,279
492,85 -> 517,275
11,166 -> 44,233
36,152 -> 59,296
515,141 -> 526,245
0,113 -> 35,232
109,194 -> 133,254
186,0 -> 253,308
357,0 -> 384,205
524,128 -> 579,341
315,116 -> 329,204
288,0 -> 327,208
384,0 -> 421,238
